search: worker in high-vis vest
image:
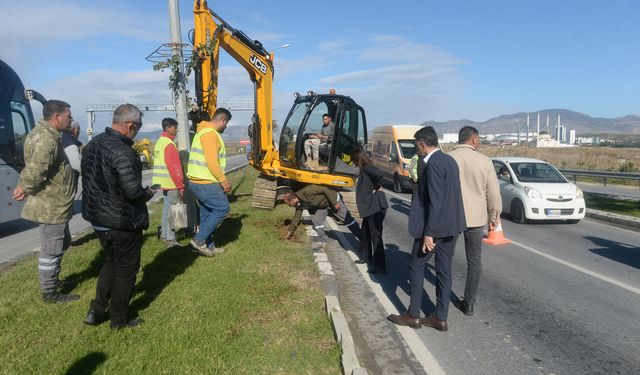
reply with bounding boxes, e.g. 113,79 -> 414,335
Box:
152,117 -> 185,247
408,154 -> 420,183
187,107 -> 232,257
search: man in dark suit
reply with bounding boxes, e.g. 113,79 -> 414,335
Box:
388,126 -> 466,331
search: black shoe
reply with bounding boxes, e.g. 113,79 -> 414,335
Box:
112,318 -> 144,330
458,300 -> 474,316
54,279 -> 76,293
354,259 -> 368,264
84,308 -> 109,326
42,292 -> 80,304
368,265 -> 386,274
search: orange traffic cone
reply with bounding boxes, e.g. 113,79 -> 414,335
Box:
482,222 -> 511,245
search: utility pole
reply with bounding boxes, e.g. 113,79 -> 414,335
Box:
168,0 -> 197,232
168,0 -> 190,152
526,113 -> 530,145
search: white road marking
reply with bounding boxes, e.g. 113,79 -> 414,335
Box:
326,218 -> 446,375
509,239 -> 640,296
384,189 -> 640,296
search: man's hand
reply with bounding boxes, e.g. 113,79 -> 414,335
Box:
488,218 -> 500,231
285,231 -> 294,240
12,186 -> 27,201
333,202 -> 341,211
220,180 -> 232,193
421,236 -> 435,253
178,188 -> 185,199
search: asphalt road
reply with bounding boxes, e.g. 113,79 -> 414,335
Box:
0,155 -> 248,267
331,185 -> 640,374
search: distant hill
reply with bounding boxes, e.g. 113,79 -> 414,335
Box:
421,109 -> 640,135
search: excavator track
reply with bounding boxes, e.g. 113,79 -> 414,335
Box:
251,173 -> 277,210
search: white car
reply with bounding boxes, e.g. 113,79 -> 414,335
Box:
491,157 -> 586,224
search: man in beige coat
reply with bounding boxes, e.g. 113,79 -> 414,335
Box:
449,126 -> 502,316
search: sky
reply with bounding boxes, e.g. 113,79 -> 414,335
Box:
2,0 -> 639,137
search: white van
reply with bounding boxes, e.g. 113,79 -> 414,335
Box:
370,125 -> 422,192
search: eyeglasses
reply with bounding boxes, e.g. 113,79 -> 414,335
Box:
128,121 -> 143,129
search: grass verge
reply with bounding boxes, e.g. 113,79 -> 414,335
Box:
585,193 -> 640,218
0,167 -> 340,374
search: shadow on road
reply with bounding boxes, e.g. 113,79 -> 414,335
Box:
389,198 -> 410,216
585,235 -> 640,269
0,219 -> 39,238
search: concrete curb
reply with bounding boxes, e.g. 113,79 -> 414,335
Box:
304,219 -> 368,375
586,208 -> 640,230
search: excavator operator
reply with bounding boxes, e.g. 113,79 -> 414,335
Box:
304,113 -> 334,170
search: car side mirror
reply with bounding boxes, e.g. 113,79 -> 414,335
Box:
389,154 -> 399,163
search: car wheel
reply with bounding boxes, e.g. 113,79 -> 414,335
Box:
393,175 -> 403,193
511,200 -> 527,224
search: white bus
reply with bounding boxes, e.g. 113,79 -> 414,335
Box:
0,59 -> 40,224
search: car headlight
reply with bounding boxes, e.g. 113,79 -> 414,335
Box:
576,187 -> 584,199
524,186 -> 542,199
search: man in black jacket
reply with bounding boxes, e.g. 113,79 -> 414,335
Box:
81,104 -> 155,329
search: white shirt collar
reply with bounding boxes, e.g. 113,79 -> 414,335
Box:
422,148 -> 440,165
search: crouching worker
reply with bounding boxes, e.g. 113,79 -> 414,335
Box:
283,184 -> 362,241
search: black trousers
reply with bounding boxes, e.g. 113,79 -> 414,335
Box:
361,209 -> 386,268
408,234 -> 458,320
91,229 -> 142,328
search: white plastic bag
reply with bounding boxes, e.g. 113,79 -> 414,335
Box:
169,202 -> 188,230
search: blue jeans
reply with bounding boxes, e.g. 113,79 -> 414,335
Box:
161,190 -> 180,241
190,182 -> 230,247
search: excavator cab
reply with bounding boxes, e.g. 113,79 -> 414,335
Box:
278,91 -> 367,178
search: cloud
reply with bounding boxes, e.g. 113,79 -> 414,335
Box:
299,34 -> 513,124
0,1 -> 164,47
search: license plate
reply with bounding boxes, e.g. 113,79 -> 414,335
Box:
545,209 -> 562,217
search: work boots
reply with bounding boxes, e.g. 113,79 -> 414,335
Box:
42,292 -> 80,304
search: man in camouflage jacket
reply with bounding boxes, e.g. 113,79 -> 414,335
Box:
13,100 -> 78,303
282,184 -> 362,242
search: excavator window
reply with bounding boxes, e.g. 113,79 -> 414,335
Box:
333,105 -> 365,176
279,101 -> 306,163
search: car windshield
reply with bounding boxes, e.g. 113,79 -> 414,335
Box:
397,139 -> 416,158
510,162 -> 567,183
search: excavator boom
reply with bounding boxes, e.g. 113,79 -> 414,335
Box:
192,0 -> 274,168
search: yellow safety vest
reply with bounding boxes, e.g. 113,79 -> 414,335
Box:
409,154 -> 420,183
188,127 -> 226,182
152,136 -> 177,189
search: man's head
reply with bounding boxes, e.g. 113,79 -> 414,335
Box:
322,113 -> 332,127
458,126 -> 480,150
212,108 -> 232,133
43,100 -> 72,131
282,192 -> 300,207
414,126 -> 439,156
162,117 -> 179,137
112,104 -> 143,140
69,121 -> 81,139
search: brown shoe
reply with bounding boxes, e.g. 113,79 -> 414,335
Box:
387,312 -> 421,329
420,314 -> 448,332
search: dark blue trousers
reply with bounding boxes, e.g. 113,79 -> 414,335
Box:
408,235 -> 458,320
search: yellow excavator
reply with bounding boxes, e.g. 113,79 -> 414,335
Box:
191,1 -> 367,212
133,139 -> 153,169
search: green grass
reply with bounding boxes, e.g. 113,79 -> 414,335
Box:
0,168 -> 340,374
586,193 -> 640,218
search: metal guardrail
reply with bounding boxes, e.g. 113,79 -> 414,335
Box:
559,169 -> 640,189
